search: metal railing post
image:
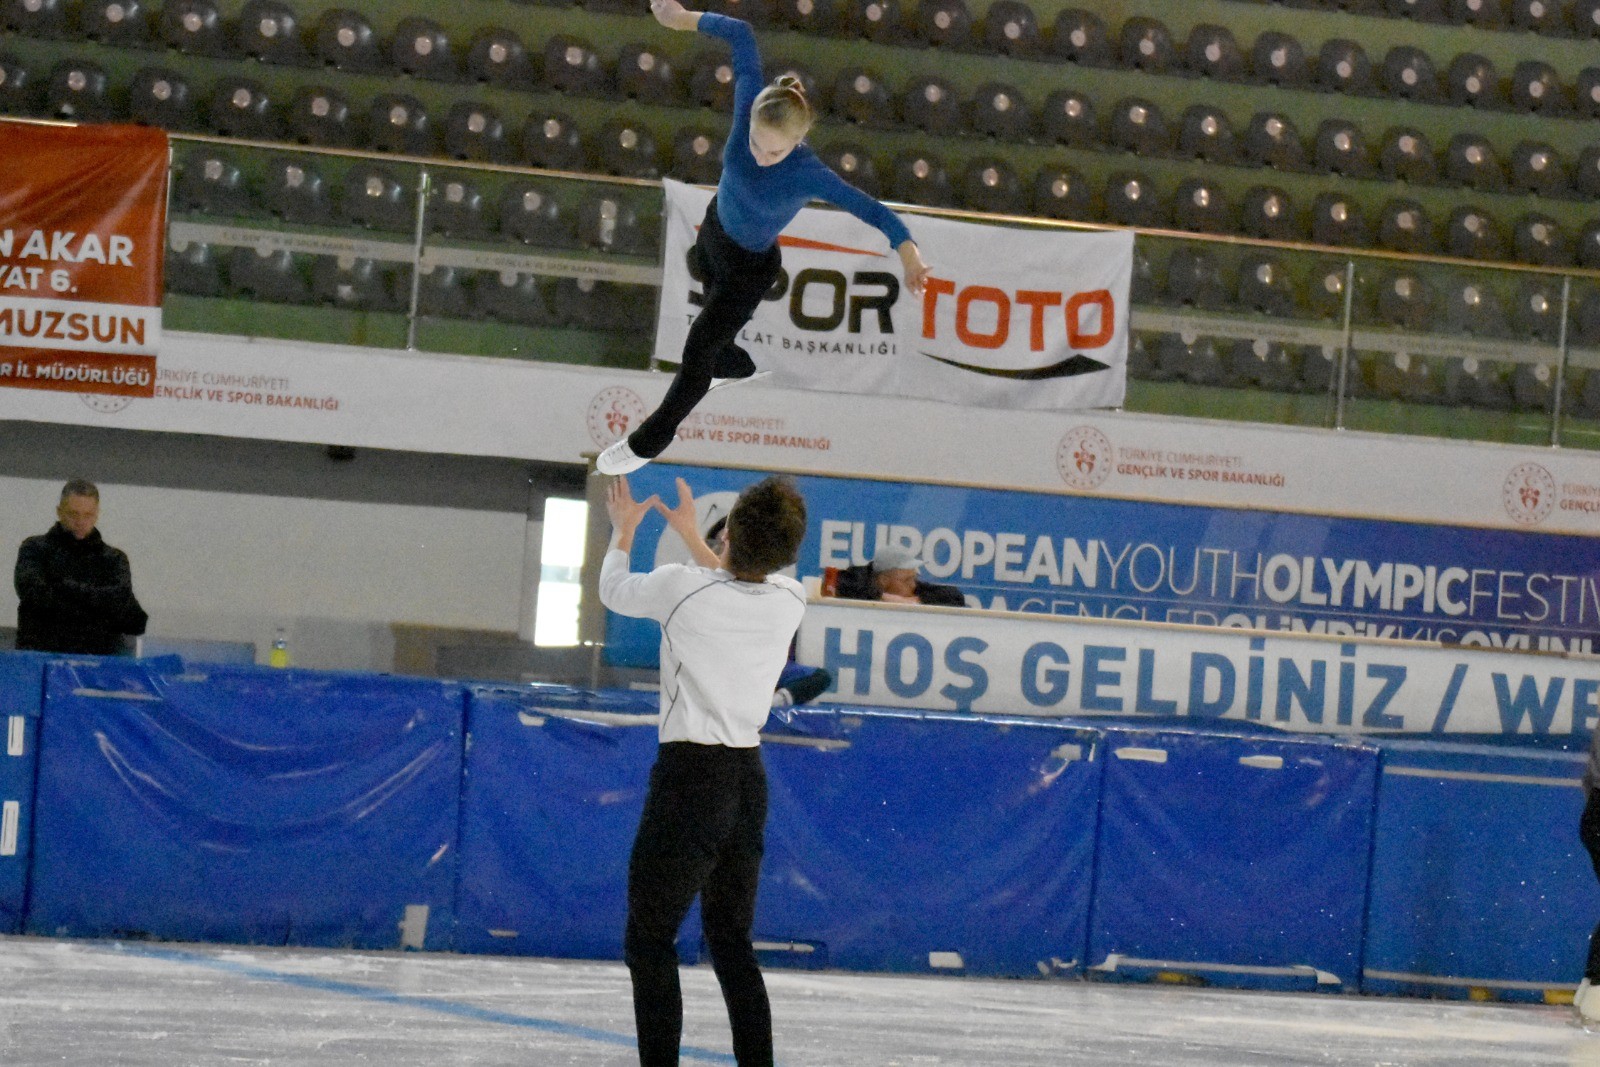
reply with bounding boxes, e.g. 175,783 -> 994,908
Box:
1552,274 -> 1571,448
405,167 -> 431,352
1332,260 -> 1355,430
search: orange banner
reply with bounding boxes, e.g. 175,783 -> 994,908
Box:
0,121 -> 168,398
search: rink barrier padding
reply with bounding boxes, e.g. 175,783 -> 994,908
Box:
0,652 -> 49,935
25,659 -> 465,949
1086,725 -> 1381,991
756,709 -> 1104,977
1362,740 -> 1597,1000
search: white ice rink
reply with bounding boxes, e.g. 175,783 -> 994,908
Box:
0,935 -> 1593,1067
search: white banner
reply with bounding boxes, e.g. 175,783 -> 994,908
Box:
797,600 -> 1600,736
655,179 -> 1131,411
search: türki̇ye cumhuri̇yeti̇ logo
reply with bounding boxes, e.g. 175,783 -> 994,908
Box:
1503,462 -> 1556,526
1056,426 -> 1113,491
588,387 -> 646,448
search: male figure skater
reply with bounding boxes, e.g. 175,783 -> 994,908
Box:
600,473 -> 808,1066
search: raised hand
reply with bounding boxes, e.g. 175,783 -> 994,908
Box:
650,0 -> 699,30
655,478 -> 724,569
897,240 -> 932,297
606,476 -> 660,539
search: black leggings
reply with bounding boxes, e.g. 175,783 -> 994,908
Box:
625,742 -> 772,1067
1582,789 -> 1600,979
628,201 -> 782,459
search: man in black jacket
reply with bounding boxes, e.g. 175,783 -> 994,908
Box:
14,479 -> 147,655
834,546 -> 965,607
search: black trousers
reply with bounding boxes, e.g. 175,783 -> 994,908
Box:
625,741 -> 772,1067
1582,789 -> 1600,979
628,201 -> 782,459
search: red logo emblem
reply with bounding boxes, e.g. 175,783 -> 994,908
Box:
1502,462 -> 1556,526
1056,426 -> 1113,490
587,387 -> 646,448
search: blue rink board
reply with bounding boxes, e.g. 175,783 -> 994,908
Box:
0,652 -> 49,935
26,659 -> 465,949
1363,740 -> 1597,999
1087,726 -> 1380,991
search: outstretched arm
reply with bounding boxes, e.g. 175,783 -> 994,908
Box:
810,164 -> 932,295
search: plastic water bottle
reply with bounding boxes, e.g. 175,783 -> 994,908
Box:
269,627 -> 290,668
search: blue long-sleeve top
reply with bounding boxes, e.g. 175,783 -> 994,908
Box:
698,12 -> 913,254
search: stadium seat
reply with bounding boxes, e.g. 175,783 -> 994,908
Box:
832,67 -> 894,126
237,0 -> 306,65
341,165 -> 415,232
228,248 -> 310,305
1119,16 -> 1177,73
1110,98 -> 1173,156
311,257 -> 397,312
129,66 -> 193,129
889,151 -> 955,206
981,0 -> 1040,56
81,0 -> 149,45
900,74 -> 963,135
1031,165 -> 1094,220
208,78 -> 278,139
499,182 -> 573,246
959,157 -> 1024,213
1147,332 -> 1187,381
966,82 -> 1031,140
1448,0 -> 1506,25
1510,141 -> 1569,196
286,85 -> 356,146
1444,133 -> 1505,190
909,0 -> 972,49
1228,339 -> 1300,390
1574,287 -> 1600,343
43,58 -> 109,121
1445,207 -> 1506,260
1312,119 -> 1372,176
467,28 -> 535,88
1104,171 -> 1167,228
576,192 -> 648,254
430,177 -> 492,238
1513,213 -> 1570,264
1378,199 -> 1434,253
477,271 -> 559,326
595,119 -> 661,179
1377,271 -> 1436,329
416,265 -> 473,319
1243,112 -> 1307,170
1184,23 -> 1245,80
1126,332 -> 1157,379
1511,362 -> 1555,413
818,142 -> 881,195
444,102 -> 511,163
1037,88 -> 1096,147
1307,260 -> 1355,319
1387,0 -> 1446,18
1299,344 -> 1339,393
1510,0 -> 1563,33
159,0 -> 231,56
1573,66 -> 1600,118
1238,253 -> 1296,315
1250,31 -> 1309,87
544,35 -> 609,95
670,126 -> 724,184
1382,46 -> 1441,102
1574,0 -> 1600,34
1443,357 -> 1512,409
314,9 -> 384,74
1576,145 -> 1600,197
1316,39 -> 1375,94
1512,278 -> 1564,340
3,0 -> 69,36
1158,334 -> 1225,385
617,43 -> 681,104
1446,53 -> 1502,108
1311,193 -> 1369,247
166,239 -> 225,298
1050,8 -> 1113,65
1240,185 -> 1299,240
263,157 -> 333,224
1379,127 -> 1437,183
1172,178 -> 1233,234
776,0 -> 843,35
1165,248 -> 1230,308
1130,247 -> 1159,303
391,18 -> 457,81
1580,220 -> 1600,267
368,94 -> 434,155
0,53 -> 36,114
1510,61 -> 1567,113
1443,277 -> 1509,335
1178,105 -> 1237,163
174,151 -> 254,215
522,111 -> 586,171
845,0 -> 904,43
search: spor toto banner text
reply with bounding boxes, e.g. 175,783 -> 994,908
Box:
0,121 -> 168,399
656,179 -> 1132,411
795,601 -> 1600,736
602,463 -> 1600,675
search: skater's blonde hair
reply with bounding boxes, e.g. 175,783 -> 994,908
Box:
753,74 -> 812,139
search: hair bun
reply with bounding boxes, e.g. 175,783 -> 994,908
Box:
774,73 -> 806,96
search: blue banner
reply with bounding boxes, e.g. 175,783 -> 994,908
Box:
606,463 -> 1600,670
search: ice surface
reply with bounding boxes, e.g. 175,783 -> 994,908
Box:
0,934 -> 1593,1066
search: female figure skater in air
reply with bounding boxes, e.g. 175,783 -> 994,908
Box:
596,0 -> 931,475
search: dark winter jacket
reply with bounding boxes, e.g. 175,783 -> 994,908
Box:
834,563 -> 966,607
14,524 -> 147,655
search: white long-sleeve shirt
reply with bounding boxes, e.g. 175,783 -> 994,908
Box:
600,548 -> 806,747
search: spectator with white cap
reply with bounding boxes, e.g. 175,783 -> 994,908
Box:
834,545 -> 965,607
